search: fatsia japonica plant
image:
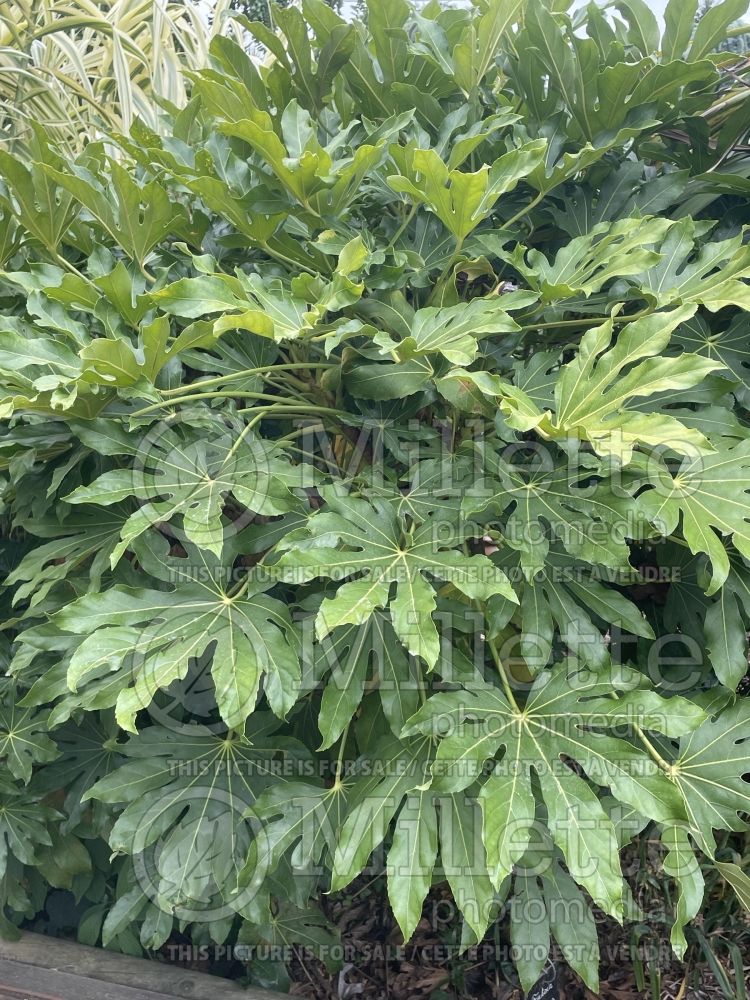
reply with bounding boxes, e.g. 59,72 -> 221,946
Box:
0,0 -> 750,992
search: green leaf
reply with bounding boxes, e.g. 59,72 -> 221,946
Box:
541,863 -> 600,992
85,723 -> 302,916
465,453 -> 642,579
672,312 -> 750,406
344,358 -> 431,400
65,425 -> 305,563
510,873 -> 549,993
638,441 -> 750,595
0,791 -> 55,880
239,781 -> 346,895
501,217 -> 673,302
57,583 -> 301,731
448,310 -> 721,462
439,792 -> 495,941
43,162 -> 189,268
688,0 -> 750,60
479,768 -> 535,889
715,860 -> 750,912
661,825 -> 704,959
662,546 -> 750,690
633,218 -> 750,311
6,507 -> 129,606
315,619 -> 379,749
672,699 -> 750,854
275,489 -> 517,668
662,0 -> 699,60
387,788 -> 439,940
0,148 -> 76,255
387,141 -> 546,243
0,699 -> 58,783
404,661 -> 703,917
550,307 -> 719,458
703,588 -> 747,690
452,0 -> 525,91
378,292 -> 536,366
330,735 -> 431,891
509,548 -> 654,673
151,272 -> 321,342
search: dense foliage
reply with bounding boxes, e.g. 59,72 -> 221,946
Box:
1,0 -> 750,993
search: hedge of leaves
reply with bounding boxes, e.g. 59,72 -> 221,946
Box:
1,0 -> 750,993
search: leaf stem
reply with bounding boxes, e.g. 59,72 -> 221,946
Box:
387,204 -> 417,250
517,308 -> 653,333
333,723 -> 350,787
275,423 -> 325,443
236,403 -> 351,419
132,390 -> 310,417
259,241 -> 317,275
634,723 -> 676,776
429,237 -> 464,305
52,251 -> 88,282
223,416 -> 259,463
488,636 -> 520,712
502,191 -> 545,232
159,363 -> 333,396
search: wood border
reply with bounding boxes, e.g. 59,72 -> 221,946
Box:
0,932 -> 283,1000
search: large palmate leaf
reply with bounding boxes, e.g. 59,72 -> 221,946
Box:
330,734 -> 431,890
507,2 -> 719,142
510,854 -> 602,993
404,662 -> 705,918
501,217 -> 672,303
197,81 -> 386,216
491,547 -> 654,672
662,544 -> 750,691
150,272 -> 323,341
238,780 -> 347,901
633,218 -> 750,311
30,713 -> 123,835
374,292 -> 537,366
43,163 -> 192,269
0,789 -> 57,880
85,721 -> 306,918
450,0 -> 525,92
0,143 -> 76,255
327,733 -> 473,939
387,141 -> 546,243
65,425 -> 306,562
465,451 -> 643,578
54,580 -> 301,731
673,312 -> 750,406
6,506 -> 130,606
670,699 -> 750,854
548,308 -> 720,457
0,312 -> 208,419
638,441 -> 750,595
548,162 -> 690,238
313,612 -> 420,749
274,488 -> 517,668
0,697 -> 58,783
453,307 -> 721,460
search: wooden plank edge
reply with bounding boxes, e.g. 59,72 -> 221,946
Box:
0,932 -> 284,1000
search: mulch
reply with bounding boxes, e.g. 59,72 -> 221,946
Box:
280,880 -> 748,1000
